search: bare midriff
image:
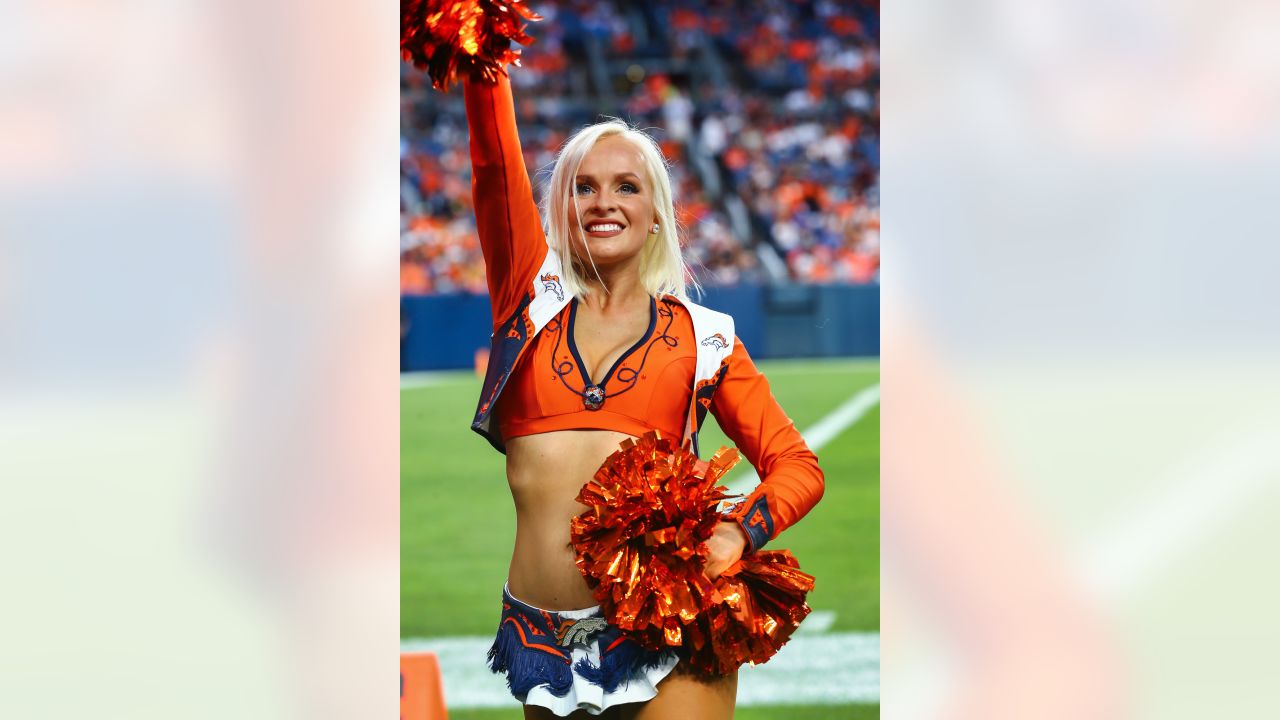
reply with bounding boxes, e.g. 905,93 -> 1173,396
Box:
504,428 -> 636,612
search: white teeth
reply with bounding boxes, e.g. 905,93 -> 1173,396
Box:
586,223 -> 622,232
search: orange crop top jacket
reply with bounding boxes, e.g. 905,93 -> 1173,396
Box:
463,74 -> 824,553
497,295 -> 695,441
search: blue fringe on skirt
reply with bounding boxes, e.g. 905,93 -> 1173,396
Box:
488,587 -> 675,698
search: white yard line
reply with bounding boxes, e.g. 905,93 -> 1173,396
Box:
799,383 -> 882,453
402,631 -> 880,708
725,383 -> 880,497
794,609 -> 838,635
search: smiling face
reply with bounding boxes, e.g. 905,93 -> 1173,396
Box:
566,135 -> 660,272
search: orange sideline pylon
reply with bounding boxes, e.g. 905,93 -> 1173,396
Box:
401,651 -> 448,720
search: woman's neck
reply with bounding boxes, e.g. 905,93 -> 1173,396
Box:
578,266 -> 648,313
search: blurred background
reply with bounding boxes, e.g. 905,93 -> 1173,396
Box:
400,1 -> 881,717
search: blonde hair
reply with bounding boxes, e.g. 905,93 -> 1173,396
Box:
541,120 -> 696,302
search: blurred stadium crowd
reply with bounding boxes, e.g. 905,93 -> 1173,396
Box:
401,0 -> 879,294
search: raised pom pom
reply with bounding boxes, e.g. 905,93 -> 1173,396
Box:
402,0 -> 542,91
571,430 -> 815,675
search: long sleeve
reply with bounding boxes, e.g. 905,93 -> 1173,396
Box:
711,339 -> 825,552
463,75 -> 549,329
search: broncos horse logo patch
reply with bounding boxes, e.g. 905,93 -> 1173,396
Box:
539,272 -> 565,302
700,333 -> 729,350
556,617 -> 607,647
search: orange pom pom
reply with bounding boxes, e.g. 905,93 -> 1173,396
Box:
688,549 -> 815,674
570,432 -> 735,651
402,0 -> 542,91
571,430 -> 815,675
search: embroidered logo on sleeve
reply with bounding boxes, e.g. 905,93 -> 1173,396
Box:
700,333 -> 728,350
539,272 -> 564,302
737,496 -> 775,551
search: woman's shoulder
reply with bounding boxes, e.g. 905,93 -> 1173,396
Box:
656,293 -> 730,319
658,294 -> 737,350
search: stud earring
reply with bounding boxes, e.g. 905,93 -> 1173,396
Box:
650,223 -> 660,234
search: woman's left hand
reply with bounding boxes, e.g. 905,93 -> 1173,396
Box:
703,521 -> 749,580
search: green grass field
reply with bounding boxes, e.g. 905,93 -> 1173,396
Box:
403,358 -> 879,717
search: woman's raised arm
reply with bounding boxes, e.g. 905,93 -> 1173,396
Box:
463,74 -> 548,329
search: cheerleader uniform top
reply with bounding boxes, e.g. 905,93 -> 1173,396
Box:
463,75 -> 823,553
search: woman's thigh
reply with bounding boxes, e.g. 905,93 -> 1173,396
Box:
520,667 -> 738,720
524,704 -> 644,720
523,705 -> 616,720
625,667 -> 738,720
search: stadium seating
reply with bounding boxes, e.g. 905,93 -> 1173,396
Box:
401,0 -> 879,294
